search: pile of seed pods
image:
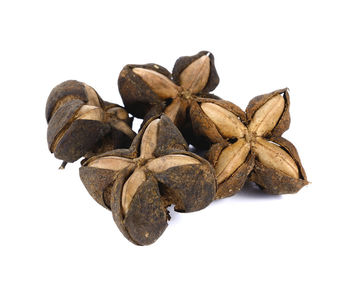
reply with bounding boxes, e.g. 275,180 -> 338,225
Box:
46,51 -> 308,245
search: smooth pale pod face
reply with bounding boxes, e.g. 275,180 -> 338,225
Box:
248,95 -> 285,136
121,168 -> 146,215
252,137 -> 299,179
200,102 -> 247,139
75,105 -> 105,121
88,156 -> 135,172
133,68 -> 180,99
146,154 -> 201,173
139,119 -> 160,159
215,139 -> 251,184
179,54 -> 210,94
164,98 -> 182,122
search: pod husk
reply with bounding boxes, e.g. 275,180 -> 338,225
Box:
46,80 -> 103,122
54,119 -> 110,162
111,170 -> 168,246
249,136 -> 308,194
172,50 -> 219,94
246,88 -> 290,137
118,64 -> 171,118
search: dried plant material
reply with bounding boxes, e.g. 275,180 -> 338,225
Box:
121,168 -> 146,215
253,137 -> 299,179
201,102 -> 246,138
46,80 -> 135,164
140,119 -> 159,158
179,55 -> 210,93
146,154 -> 201,173
132,68 -> 180,99
118,51 -> 220,142
248,94 -> 285,136
200,89 -> 308,198
75,105 -> 104,121
88,156 -> 134,171
215,139 -> 250,184
80,115 -> 216,245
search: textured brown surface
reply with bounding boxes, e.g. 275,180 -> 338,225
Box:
117,51 -> 221,145
80,115 -> 217,245
189,101 -> 225,146
47,99 -> 84,151
46,81 -> 135,164
118,64 -> 171,118
249,160 -> 308,195
54,119 -> 110,162
154,163 -> 215,212
215,153 -> 255,199
79,166 -> 119,209
111,170 -> 168,246
46,80 -> 104,122
197,89 -> 308,198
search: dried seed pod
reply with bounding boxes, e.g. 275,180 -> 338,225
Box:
47,100 -> 111,162
249,136 -> 308,194
46,81 -> 135,164
46,80 -> 104,123
118,51 -> 221,138
79,115 -> 216,245
200,89 -> 308,199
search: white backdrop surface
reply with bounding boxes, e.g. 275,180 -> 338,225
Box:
0,1 -> 349,281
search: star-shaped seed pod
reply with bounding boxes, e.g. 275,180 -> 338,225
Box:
118,51 -> 220,141
192,88 -> 308,199
79,115 -> 217,245
46,80 -> 135,165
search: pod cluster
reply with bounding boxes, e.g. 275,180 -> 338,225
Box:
46,51 -> 309,245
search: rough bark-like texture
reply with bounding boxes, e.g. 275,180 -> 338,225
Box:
47,99 -> 84,151
46,82 -> 135,164
79,166 -> 119,209
154,115 -> 188,156
80,114 -> 217,245
112,172 -> 168,246
54,119 -> 110,162
154,163 -> 216,212
250,160 -> 308,195
46,80 -> 103,122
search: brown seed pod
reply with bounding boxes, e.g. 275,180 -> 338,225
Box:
79,115 -> 217,245
46,80 -> 104,123
118,51 -> 221,139
198,88 -> 308,198
46,80 -> 135,164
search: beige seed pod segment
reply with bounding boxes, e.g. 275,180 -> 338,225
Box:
252,137 -> 299,179
215,139 -> 251,184
248,94 -> 285,136
179,54 -> 211,94
146,154 -> 201,173
200,102 -> 246,139
132,68 -> 180,99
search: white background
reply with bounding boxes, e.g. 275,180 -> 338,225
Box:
1,1 -> 349,281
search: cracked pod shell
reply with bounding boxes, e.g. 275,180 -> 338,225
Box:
47,100 -> 110,162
